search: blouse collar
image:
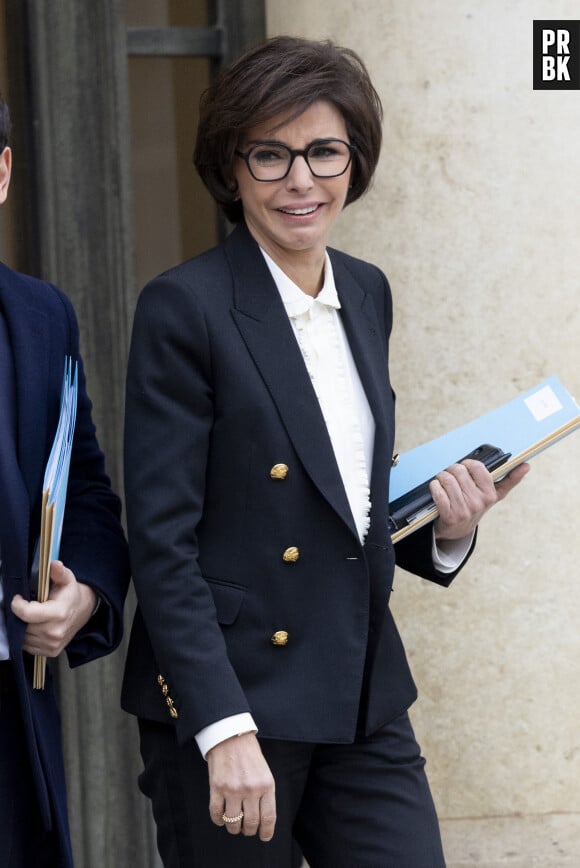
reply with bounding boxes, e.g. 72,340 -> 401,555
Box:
260,248 -> 341,319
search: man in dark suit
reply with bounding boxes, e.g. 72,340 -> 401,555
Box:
0,95 -> 130,867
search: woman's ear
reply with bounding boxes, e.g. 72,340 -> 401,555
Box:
0,146 -> 12,204
227,179 -> 240,202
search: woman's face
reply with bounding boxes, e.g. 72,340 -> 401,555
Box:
232,100 -> 352,265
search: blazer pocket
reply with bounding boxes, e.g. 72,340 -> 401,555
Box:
206,579 -> 246,626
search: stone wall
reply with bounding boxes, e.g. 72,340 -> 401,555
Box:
267,1 -> 580,860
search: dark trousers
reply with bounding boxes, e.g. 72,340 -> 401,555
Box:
0,661 -> 62,868
138,711 -> 446,868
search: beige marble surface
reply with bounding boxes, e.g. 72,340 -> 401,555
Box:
268,0 -> 580,842
441,814 -> 580,866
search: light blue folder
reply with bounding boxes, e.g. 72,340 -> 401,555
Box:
389,376 -> 580,541
34,357 -> 78,688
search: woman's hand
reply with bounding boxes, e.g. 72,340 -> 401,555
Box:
432,459 -> 530,542
207,732 -> 276,841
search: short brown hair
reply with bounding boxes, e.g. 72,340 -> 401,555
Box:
194,36 -> 383,223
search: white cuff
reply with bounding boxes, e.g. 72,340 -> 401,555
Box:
195,712 -> 258,760
431,529 -> 474,574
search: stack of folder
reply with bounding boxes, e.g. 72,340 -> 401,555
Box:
388,377 -> 580,542
34,358 -> 78,689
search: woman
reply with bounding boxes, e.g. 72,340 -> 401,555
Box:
122,36 -> 527,867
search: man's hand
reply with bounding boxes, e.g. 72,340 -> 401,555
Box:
432,459 -> 530,542
207,732 -> 276,841
11,560 -> 97,656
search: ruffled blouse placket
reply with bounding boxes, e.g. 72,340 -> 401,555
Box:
292,300 -> 371,542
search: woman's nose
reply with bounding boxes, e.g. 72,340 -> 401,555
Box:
285,154 -> 314,190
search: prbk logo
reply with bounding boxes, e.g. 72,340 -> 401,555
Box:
533,21 -> 580,89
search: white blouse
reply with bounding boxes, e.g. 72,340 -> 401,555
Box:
261,249 -> 374,543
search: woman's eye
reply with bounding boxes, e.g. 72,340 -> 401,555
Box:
310,146 -> 336,159
253,148 -> 285,165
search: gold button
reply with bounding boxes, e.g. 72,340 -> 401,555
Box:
270,463 -> 289,480
282,546 -> 299,563
166,696 -> 179,719
271,630 -> 289,646
157,674 -> 165,686
162,684 -> 168,696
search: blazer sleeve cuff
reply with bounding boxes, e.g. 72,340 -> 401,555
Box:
431,529 -> 475,573
195,712 -> 258,760
65,590 -> 119,666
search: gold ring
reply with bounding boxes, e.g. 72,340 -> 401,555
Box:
222,811 -> 244,824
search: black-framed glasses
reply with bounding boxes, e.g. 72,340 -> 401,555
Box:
235,138 -> 355,182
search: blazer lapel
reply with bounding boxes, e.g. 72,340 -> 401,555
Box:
0,295 -> 32,627
0,274 -> 50,544
332,256 -> 391,433
330,254 -> 395,538
227,226 -> 358,538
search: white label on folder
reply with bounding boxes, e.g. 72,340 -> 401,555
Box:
524,385 -> 563,422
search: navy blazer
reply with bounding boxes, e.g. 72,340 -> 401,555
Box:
122,223 -> 471,748
0,261 -> 130,867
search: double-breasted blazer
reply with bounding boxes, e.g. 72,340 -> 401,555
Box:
122,223 -> 470,748
0,261 -> 130,867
